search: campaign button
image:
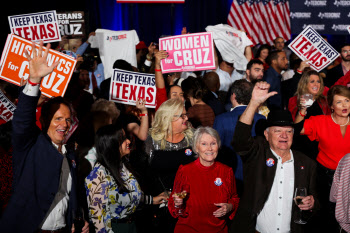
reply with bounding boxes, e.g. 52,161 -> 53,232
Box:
266,158 -> 275,167
185,149 -> 192,156
214,178 -> 223,186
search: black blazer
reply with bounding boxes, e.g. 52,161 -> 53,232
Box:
0,90 -> 78,233
203,91 -> 225,116
324,64 -> 344,87
230,121 -> 319,233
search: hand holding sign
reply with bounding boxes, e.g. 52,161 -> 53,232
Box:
154,50 -> 169,69
136,98 -> 147,114
148,42 -> 157,58
109,69 -> 156,108
0,34 -> 77,97
24,41 -> 60,83
159,32 -> 216,73
288,26 -> 339,72
298,60 -> 310,72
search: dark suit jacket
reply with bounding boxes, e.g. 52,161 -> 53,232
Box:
203,91 -> 225,116
264,67 -> 283,110
213,106 -> 265,196
324,64 -> 344,87
230,121 -> 319,233
0,90 -> 77,233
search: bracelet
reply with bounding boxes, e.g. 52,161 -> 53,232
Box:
299,111 -> 307,117
155,69 -> 162,72
28,79 -> 40,86
145,195 -> 153,205
139,113 -> 148,117
296,69 -> 303,74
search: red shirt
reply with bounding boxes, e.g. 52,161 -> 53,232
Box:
168,159 -> 239,233
155,87 -> 167,111
303,115 -> 350,170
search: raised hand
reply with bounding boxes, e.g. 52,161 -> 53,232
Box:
154,50 -> 169,67
298,60 -> 310,72
136,98 -> 147,113
148,42 -> 157,58
24,41 -> 59,84
181,27 -> 189,35
251,81 -> 277,106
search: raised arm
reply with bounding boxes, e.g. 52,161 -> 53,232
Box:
232,82 -> 277,156
24,41 -> 59,84
12,41 -> 59,148
239,81 -> 277,125
154,50 -> 168,89
127,98 -> 149,141
244,46 -> 252,62
293,96 -> 308,134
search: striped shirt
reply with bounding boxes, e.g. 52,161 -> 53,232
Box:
330,153 -> 350,232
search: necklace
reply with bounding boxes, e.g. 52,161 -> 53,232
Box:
331,113 -> 349,126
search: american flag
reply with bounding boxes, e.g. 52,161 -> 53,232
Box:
227,0 -> 291,45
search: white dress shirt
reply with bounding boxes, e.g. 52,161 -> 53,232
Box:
256,149 -> 295,233
215,67 -> 243,92
41,143 -> 72,230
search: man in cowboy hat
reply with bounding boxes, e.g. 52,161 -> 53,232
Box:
230,81 -> 319,233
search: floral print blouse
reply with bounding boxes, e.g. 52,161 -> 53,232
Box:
85,162 -> 142,233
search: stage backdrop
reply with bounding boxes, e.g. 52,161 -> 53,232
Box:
91,0 -> 233,45
1,0 -> 350,55
290,0 -> 350,36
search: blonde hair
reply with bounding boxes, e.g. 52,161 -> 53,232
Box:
91,99 -> 120,122
150,98 -> 193,149
296,70 -> 325,104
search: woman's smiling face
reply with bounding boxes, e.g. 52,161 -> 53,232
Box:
306,75 -> 321,97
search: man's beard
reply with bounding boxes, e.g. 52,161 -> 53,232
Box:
251,76 -> 263,84
342,55 -> 350,62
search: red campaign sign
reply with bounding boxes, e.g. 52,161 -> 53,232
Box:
288,26 -> 339,72
8,10 -> 61,43
0,34 -> 77,98
0,89 -> 16,122
109,69 -> 156,108
117,0 -> 184,3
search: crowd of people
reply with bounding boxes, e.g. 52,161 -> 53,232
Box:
1,25 -> 350,233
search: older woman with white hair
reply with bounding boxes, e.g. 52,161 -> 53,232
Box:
168,127 -> 239,233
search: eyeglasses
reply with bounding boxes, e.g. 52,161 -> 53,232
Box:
173,113 -> 188,119
342,50 -> 350,54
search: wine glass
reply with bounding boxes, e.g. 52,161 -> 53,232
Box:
301,94 -> 314,108
160,188 -> 172,208
294,187 -> 307,224
73,208 -> 85,233
174,184 -> 190,216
